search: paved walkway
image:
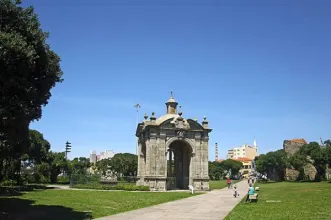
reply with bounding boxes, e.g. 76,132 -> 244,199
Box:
95,180 -> 249,220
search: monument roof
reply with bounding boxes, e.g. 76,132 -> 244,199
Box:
155,113 -> 179,125
166,97 -> 177,103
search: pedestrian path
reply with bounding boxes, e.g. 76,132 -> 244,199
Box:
95,180 -> 249,220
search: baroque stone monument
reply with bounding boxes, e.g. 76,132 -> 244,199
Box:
135,93 -> 212,191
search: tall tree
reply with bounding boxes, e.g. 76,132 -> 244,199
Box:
325,140 -> 331,166
256,149 -> 287,181
25,129 -> 51,164
96,158 -> 112,176
70,157 -> 91,175
293,142 -> 328,180
0,0 -> 63,181
219,159 -> 243,177
208,161 -> 224,180
110,153 -> 137,177
48,152 -> 67,183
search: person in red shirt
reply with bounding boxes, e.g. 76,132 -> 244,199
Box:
226,177 -> 232,189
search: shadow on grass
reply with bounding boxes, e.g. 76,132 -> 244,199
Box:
0,185 -> 56,197
0,198 -> 92,220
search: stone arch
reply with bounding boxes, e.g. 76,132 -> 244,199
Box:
165,137 -> 195,190
165,137 -> 195,155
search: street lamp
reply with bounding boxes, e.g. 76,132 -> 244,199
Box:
134,104 -> 141,155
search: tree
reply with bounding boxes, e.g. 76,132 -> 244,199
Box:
324,140 -> 331,166
0,0 -> 63,182
291,142 -> 329,180
110,153 -> 137,177
20,129 -> 51,183
219,159 -> 243,177
255,149 -> 287,181
96,158 -> 112,176
70,157 -> 91,175
48,152 -> 67,183
208,161 -> 224,180
26,129 -> 51,164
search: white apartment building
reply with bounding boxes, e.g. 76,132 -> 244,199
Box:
226,139 -> 259,160
90,150 -> 97,164
90,150 -> 116,164
99,150 -> 115,160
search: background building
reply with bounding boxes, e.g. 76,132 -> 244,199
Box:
99,150 -> 115,160
226,139 -> 259,160
89,150 -> 97,164
89,150 -> 115,164
233,157 -> 253,178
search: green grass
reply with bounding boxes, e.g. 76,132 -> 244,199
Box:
225,181 -> 331,220
209,180 -> 239,190
0,188 -> 197,219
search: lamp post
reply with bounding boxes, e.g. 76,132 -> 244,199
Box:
134,104 -> 141,155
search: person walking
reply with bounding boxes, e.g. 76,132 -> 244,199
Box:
226,177 -> 232,189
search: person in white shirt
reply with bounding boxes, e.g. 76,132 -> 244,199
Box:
233,185 -> 239,198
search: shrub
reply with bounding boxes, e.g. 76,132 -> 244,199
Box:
72,183 -> 149,191
57,176 -> 70,184
0,180 -> 16,186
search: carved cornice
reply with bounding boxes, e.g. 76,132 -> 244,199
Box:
176,129 -> 186,140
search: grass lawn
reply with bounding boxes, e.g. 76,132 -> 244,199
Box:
225,181 -> 331,220
0,189 -> 197,220
210,179 -> 239,190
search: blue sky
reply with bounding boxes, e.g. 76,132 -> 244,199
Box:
25,0 -> 331,160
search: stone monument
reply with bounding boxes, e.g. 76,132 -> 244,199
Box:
135,93 -> 212,191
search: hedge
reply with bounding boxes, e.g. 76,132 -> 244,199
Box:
72,183 -> 150,191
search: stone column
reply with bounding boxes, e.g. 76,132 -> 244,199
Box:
145,140 -> 150,177
169,150 -> 173,177
173,150 -> 177,188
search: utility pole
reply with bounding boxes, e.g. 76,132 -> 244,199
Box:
65,141 -> 71,160
63,141 -> 71,177
134,104 -> 141,155
215,143 -> 218,162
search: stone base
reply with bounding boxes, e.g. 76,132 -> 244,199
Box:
136,176 -> 210,191
136,176 -> 167,191
192,178 -> 210,191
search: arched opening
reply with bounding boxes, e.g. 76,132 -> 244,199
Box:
167,140 -> 192,190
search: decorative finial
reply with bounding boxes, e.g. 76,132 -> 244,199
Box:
144,113 -> 148,120
178,105 -> 182,116
202,116 -> 209,128
170,91 -> 173,98
150,112 -> 156,122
